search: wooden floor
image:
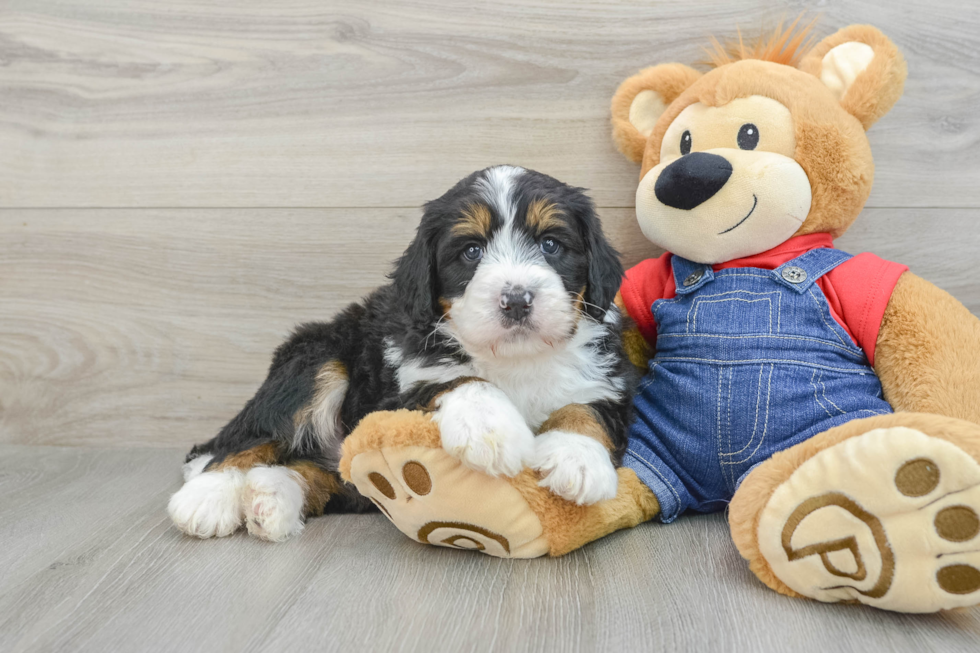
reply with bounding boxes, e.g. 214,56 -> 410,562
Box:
4,445 -> 980,653
2,0 -> 980,650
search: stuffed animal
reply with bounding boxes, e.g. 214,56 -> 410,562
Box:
609,20 -> 980,612
339,21 -> 980,613
340,409 -> 657,557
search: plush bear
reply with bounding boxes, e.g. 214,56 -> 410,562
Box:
340,22 -> 980,613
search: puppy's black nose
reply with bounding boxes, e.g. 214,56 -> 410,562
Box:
499,287 -> 534,322
654,152 -> 733,210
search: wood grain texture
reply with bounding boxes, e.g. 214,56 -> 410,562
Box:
2,2 -> 979,649
1,0 -> 980,208
1,207 -> 977,449
1,445 -> 978,653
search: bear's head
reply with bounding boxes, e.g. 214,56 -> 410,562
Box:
611,22 -> 906,264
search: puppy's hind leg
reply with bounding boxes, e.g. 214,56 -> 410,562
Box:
170,336 -> 353,542
243,460 -> 373,542
170,443 -> 339,543
169,442 -> 282,539
243,359 -> 357,541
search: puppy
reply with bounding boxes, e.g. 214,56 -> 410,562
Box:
168,166 -> 635,542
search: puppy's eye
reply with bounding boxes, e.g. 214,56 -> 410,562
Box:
737,123 -> 759,150
462,244 -> 483,262
540,238 -> 561,255
680,130 -> 692,155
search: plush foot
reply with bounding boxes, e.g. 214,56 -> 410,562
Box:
342,410 -> 552,558
243,466 -> 307,542
342,409 -> 661,558
751,425 -> 980,612
168,464 -> 246,538
433,381 -> 534,477
532,431 -> 619,505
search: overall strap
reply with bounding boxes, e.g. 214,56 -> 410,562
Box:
772,247 -> 853,294
670,255 -> 715,296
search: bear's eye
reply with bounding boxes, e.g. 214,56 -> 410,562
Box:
737,124 -> 759,150
680,130 -> 692,155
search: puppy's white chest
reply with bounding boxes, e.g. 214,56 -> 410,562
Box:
485,373 -> 562,429
475,344 -> 621,430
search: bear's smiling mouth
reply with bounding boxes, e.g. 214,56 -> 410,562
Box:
717,194 -> 758,235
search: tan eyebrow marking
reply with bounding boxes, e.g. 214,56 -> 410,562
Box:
526,199 -> 563,234
452,204 -> 493,238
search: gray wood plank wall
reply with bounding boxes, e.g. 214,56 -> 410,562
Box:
2,0 -> 978,449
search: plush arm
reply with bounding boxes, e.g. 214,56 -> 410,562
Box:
874,272 -> 980,423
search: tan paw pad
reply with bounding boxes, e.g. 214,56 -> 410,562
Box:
348,446 -> 549,558
758,427 -> 980,612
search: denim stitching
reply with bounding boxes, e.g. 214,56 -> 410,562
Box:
716,366 -> 726,485
820,375 -> 847,415
656,333 -> 866,357
688,288 -> 778,333
725,363 -> 774,466
727,367 -> 734,481
693,297 -> 774,334
637,362 -> 658,393
722,364 -> 763,458
808,253 -> 853,281
635,250 -> 884,516
689,289 -> 779,300
722,369 -> 736,488
807,287 -> 850,348
690,288 -> 779,298
776,291 -> 782,332
654,356 -> 873,374
811,369 -> 834,418
713,272 -> 773,280
627,448 -> 682,509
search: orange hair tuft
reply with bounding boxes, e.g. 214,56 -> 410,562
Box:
705,15 -> 819,69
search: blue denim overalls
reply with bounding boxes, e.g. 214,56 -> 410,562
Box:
623,247 -> 893,522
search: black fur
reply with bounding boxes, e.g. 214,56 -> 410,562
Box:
185,167 -> 636,516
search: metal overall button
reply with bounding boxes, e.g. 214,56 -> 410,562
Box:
683,268 -> 705,287
781,266 -> 808,284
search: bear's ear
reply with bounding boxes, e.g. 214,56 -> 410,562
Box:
611,64 -> 702,163
799,25 -> 907,130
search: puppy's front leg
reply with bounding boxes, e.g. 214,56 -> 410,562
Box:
418,378 -> 534,477
532,404 -> 622,505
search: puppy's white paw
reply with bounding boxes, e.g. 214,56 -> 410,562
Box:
243,466 -> 306,542
168,468 -> 245,538
433,381 -> 534,477
532,431 -> 618,505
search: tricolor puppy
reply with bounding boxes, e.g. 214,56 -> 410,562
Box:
168,166 -> 634,542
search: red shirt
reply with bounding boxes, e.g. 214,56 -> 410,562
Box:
619,233 -> 908,367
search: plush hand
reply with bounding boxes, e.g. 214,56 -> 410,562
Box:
339,409 -> 659,558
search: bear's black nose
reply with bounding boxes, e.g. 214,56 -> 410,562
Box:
654,152 -> 733,210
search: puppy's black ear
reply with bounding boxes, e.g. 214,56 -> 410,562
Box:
580,202 -> 624,321
390,222 -> 439,328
